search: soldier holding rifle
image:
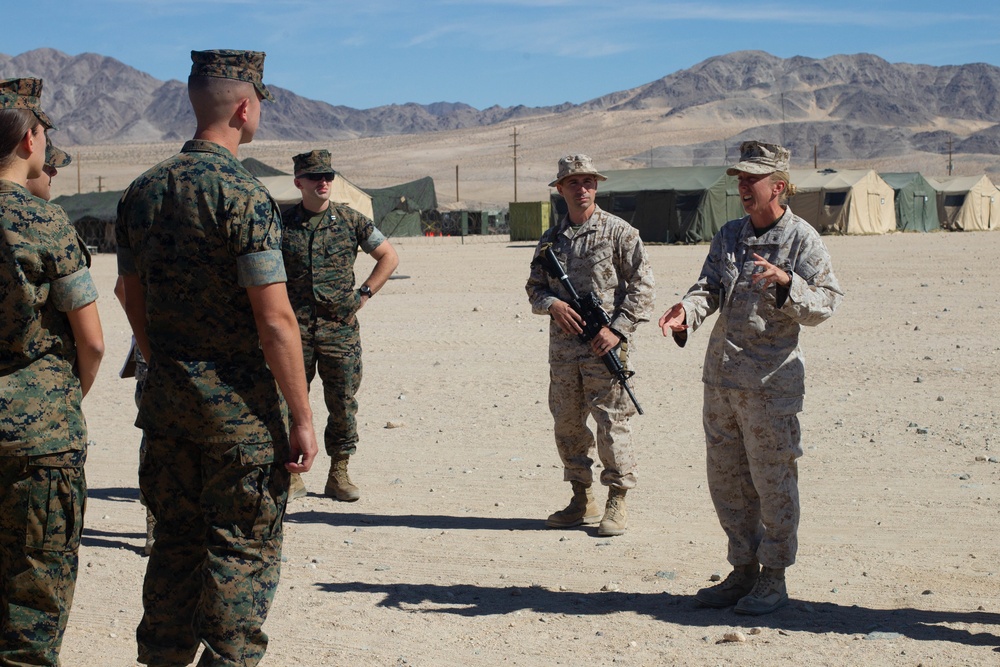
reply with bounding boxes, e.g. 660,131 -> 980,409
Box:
526,154 -> 654,537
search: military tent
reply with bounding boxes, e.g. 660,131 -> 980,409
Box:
550,166 -> 743,243
926,175 -> 999,231
788,169 -> 895,235
880,172 -> 940,232
52,190 -> 124,252
364,176 -> 438,238
259,174 -> 373,220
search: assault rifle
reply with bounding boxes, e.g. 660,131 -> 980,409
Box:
539,245 -> 643,415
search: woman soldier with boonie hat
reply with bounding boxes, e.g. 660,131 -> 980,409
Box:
0,77 -> 104,664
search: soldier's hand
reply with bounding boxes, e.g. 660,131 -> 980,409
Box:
548,300 -> 584,336
751,253 -> 791,288
659,303 -> 688,335
590,327 -> 621,356
286,422 -> 319,473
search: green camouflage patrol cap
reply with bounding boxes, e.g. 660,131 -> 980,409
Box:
293,149 -> 335,177
727,140 -> 790,176
0,77 -> 56,129
45,136 -> 71,169
189,50 -> 274,102
549,154 -> 607,187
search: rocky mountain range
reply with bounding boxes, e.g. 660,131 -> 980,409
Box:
2,48 -> 999,164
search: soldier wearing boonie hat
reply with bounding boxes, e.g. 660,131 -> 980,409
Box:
659,138 -> 842,616
189,49 -> 274,101
527,153 -> 654,538
548,154 -> 607,187
282,147 -> 399,503
1,75 -> 103,664
117,47 -> 317,666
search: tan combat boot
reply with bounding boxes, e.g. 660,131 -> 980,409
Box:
546,480 -> 602,528
325,454 -> 360,502
144,509 -> 156,556
597,487 -> 628,536
695,561 -> 759,608
735,566 -> 789,615
288,472 -> 308,502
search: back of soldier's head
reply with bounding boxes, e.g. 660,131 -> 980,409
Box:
188,75 -> 257,122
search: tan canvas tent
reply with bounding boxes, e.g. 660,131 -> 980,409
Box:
788,169 -> 895,235
258,174 -> 373,219
926,175 -> 999,231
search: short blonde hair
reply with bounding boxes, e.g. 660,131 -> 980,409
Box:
770,170 -> 797,205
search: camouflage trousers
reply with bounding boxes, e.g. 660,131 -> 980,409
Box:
0,449 -> 86,667
136,436 -> 289,667
703,385 -> 803,568
301,318 -> 362,458
548,356 -> 638,489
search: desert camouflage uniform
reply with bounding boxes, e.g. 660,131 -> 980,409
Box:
526,205 -> 654,488
116,140 -> 290,667
281,202 -> 386,457
675,206 -> 842,567
1,180 -> 97,665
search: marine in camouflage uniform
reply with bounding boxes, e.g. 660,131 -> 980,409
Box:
281,149 -> 398,502
661,141 -> 842,615
116,51 -> 317,667
1,78 -> 102,666
526,154 -> 654,537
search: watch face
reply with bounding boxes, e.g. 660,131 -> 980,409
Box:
360,286 -> 372,297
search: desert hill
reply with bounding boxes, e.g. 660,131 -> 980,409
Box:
3,48 -> 998,206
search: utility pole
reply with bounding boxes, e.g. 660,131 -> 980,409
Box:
76,153 -> 81,194
97,175 -> 104,193
948,138 -> 953,176
814,144 -> 818,169
510,127 -> 519,203
455,165 -> 459,203
648,147 -> 653,169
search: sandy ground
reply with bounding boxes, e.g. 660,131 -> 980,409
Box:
51,228 -> 1000,666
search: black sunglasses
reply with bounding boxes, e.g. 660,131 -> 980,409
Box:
301,173 -> 335,182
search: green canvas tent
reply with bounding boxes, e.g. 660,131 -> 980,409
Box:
364,176 -> 438,238
880,172 -> 940,232
788,169 -> 895,235
52,190 -> 124,252
550,166 -> 743,243
926,175 -> 1000,231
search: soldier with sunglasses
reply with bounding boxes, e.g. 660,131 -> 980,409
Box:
282,149 -> 398,502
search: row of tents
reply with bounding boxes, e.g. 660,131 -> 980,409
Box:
531,167 -> 1000,244
55,165 -> 439,252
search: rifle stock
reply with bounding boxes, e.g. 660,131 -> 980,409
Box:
540,246 -> 644,415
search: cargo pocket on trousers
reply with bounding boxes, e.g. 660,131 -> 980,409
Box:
233,442 -> 281,542
764,396 -> 804,461
25,451 -> 86,553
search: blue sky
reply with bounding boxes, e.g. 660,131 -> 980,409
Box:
8,0 -> 1000,110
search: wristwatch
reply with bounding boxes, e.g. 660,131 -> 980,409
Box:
359,285 -> 373,298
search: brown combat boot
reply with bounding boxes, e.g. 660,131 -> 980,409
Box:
695,561 -> 760,608
325,454 -> 360,502
735,566 -> 789,615
144,509 -> 156,556
546,480 -> 602,528
597,487 -> 628,536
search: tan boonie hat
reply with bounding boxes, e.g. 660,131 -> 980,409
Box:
0,78 -> 56,129
726,140 -> 790,176
293,149 -> 334,177
45,136 -> 71,169
549,154 -> 607,187
189,50 -> 274,102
